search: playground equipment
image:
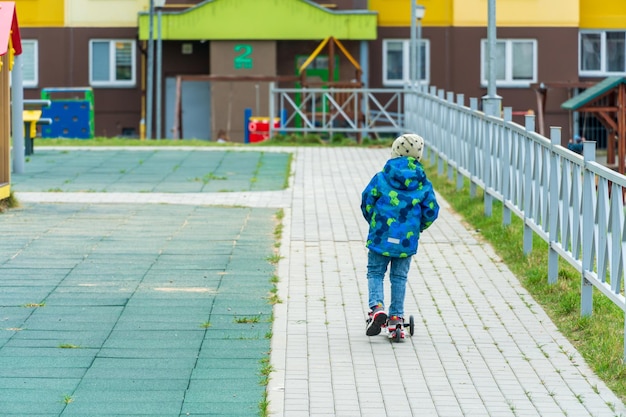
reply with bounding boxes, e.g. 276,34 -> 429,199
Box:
40,87 -> 95,139
270,85 -> 406,141
293,36 -> 367,142
561,77 -> 626,174
247,116 -> 280,143
172,36 -> 364,142
23,99 -> 52,155
244,107 -> 286,143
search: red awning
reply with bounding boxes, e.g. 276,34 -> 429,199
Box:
0,2 -> 21,57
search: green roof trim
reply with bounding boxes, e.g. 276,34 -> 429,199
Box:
561,76 -> 626,110
138,0 -> 377,41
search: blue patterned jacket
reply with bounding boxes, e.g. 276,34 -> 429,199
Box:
361,156 -> 439,258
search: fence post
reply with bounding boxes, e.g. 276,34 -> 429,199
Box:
523,114 -> 535,255
469,98 -> 479,198
483,105 -> 495,217
361,89 -> 368,140
446,91 -> 455,182
437,90 -> 445,177
581,140 -> 596,317
328,88 -> 334,141
268,82 -> 276,141
303,88 -> 309,136
410,92 -> 416,134
456,94 -> 465,191
548,126 -> 561,284
429,87 -> 438,166
411,89 -> 418,136
502,107 -> 513,226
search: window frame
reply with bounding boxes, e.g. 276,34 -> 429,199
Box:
89,39 -> 136,88
579,30 -> 626,76
382,38 -> 430,87
480,38 -> 537,88
17,39 -> 38,88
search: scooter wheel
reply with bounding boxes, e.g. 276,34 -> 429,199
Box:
409,315 -> 415,336
394,328 -> 402,343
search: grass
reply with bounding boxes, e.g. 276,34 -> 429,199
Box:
256,208 -> 288,416
23,302 -> 45,308
282,153 -> 293,189
255,133 -> 395,148
35,137 -> 240,147
235,315 -> 262,324
267,275 -> 282,306
424,159 -> 626,402
32,134 -> 393,149
258,356 -> 273,416
266,253 -> 282,265
191,173 -> 227,184
0,192 -> 18,212
273,209 -> 284,248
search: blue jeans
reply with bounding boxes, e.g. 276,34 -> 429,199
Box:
367,251 -> 412,318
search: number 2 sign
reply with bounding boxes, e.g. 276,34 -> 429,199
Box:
234,44 -> 253,69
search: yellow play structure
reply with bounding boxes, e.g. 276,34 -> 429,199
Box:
0,1 -> 20,200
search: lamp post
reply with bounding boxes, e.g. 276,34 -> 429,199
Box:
410,2 -> 425,88
146,0 -> 155,139
483,0 -> 501,116
155,0 -> 166,140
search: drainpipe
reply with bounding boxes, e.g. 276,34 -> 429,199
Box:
146,0 -> 155,139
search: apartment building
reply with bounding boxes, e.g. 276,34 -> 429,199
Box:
14,0 -> 626,144
370,0 -> 626,144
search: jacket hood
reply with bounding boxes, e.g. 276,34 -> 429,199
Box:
382,157 -> 425,191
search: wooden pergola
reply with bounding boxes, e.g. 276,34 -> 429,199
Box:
561,77 -> 626,174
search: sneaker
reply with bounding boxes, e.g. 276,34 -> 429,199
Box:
387,315 -> 405,339
365,305 -> 388,336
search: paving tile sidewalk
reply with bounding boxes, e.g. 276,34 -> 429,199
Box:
267,147 -> 626,417
8,146 -> 626,416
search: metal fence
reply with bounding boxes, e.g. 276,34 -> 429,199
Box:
405,85 -> 626,361
269,84 -> 405,139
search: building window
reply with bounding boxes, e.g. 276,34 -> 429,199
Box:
481,39 -> 537,87
382,39 -> 429,86
89,39 -> 136,87
14,40 -> 38,88
580,31 -> 626,75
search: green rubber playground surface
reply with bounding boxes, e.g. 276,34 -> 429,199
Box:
0,203 -> 277,416
12,149 -> 290,193
3,148 -> 288,415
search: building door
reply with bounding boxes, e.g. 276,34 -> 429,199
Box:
165,77 -> 212,140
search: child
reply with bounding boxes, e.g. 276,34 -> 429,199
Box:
567,134 -> 584,155
216,129 -> 229,143
361,134 -> 439,338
